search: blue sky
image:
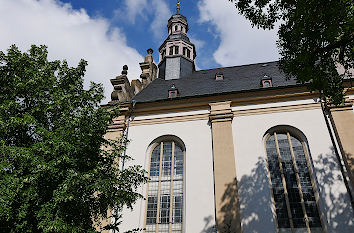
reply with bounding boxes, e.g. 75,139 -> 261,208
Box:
0,0 -> 279,103
58,0 -> 225,69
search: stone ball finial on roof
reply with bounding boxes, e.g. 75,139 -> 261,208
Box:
147,48 -> 153,55
122,65 -> 128,75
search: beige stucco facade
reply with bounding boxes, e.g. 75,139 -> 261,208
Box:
330,101 -> 354,191
100,92 -> 354,233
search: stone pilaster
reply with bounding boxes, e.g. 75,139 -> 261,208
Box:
209,101 -> 242,233
96,107 -> 129,233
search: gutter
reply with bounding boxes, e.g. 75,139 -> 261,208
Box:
112,99 -> 137,233
121,100 -> 137,171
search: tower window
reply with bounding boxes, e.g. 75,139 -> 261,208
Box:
169,47 -> 173,56
175,25 -> 178,31
187,49 -> 191,58
175,46 -> 179,55
183,47 -> 186,56
145,141 -> 184,232
265,132 -> 323,232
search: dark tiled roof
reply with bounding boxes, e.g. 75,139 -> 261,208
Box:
133,61 -> 298,103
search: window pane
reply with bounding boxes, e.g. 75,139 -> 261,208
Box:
277,134 -> 306,228
290,136 -> 322,228
174,144 -> 184,178
159,195 -> 170,223
266,136 -> 283,188
146,196 -> 158,224
162,142 -> 172,179
150,145 -> 160,177
266,135 -> 291,228
277,134 -> 292,161
173,195 -> 183,223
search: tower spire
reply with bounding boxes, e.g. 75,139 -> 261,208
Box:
176,0 -> 180,14
158,1 -> 196,80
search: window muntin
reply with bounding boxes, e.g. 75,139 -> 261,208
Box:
145,141 -> 184,233
265,132 -> 323,233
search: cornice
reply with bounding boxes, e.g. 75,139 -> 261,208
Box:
132,86 -> 316,117
209,101 -> 233,123
124,101 -> 322,127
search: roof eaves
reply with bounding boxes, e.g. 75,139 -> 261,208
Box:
133,83 -> 305,104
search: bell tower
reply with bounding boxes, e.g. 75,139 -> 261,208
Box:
158,1 -> 196,80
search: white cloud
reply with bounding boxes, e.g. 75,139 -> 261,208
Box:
0,0 -> 144,103
189,35 -> 206,71
114,0 -> 171,39
198,0 -> 279,67
150,0 -> 172,39
189,35 -> 205,51
114,0 -> 148,24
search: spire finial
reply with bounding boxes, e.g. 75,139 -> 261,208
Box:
176,0 -> 180,14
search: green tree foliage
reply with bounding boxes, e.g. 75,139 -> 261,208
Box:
0,45 -> 147,232
229,0 -> 353,104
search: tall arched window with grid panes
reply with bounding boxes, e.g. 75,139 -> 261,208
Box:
265,131 -> 323,233
145,141 -> 184,233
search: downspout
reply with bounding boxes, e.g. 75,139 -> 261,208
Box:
112,100 -> 137,233
320,96 -> 354,211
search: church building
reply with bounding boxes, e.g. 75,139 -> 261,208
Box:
103,3 -> 354,233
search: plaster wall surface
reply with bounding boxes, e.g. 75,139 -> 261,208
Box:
232,105 -> 354,233
119,119 -> 216,233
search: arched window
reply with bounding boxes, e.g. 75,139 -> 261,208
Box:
145,140 -> 184,233
265,131 -> 323,233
